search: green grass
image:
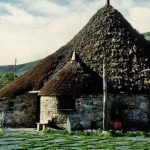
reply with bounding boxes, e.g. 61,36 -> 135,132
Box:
0,133 -> 4,138
1,129 -> 150,149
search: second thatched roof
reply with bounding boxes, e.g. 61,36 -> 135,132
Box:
39,52 -> 102,96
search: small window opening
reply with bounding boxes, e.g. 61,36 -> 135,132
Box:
8,101 -> 14,111
57,95 -> 75,111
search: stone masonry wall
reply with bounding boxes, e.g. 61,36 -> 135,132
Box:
40,94 -> 150,130
1,92 -> 148,129
40,95 -> 113,129
40,96 -> 58,123
0,93 -> 37,127
70,94 -> 150,129
73,95 -> 113,129
113,94 -> 150,123
40,96 -> 70,128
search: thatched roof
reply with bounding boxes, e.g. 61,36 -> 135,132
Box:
0,4 -> 150,98
39,52 -> 102,96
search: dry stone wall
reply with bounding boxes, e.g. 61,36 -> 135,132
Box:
113,94 -> 150,123
40,95 -> 113,129
40,96 -> 69,128
70,95 -> 113,129
40,94 -> 150,130
0,94 -> 37,127
40,96 -> 58,123
0,93 -> 149,129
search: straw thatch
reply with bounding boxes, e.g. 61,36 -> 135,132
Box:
0,4 -> 150,98
39,53 -> 102,96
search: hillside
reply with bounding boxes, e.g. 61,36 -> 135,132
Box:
0,60 -> 41,76
143,32 -> 150,41
0,5 -> 150,98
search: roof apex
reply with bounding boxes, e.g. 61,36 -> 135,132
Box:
71,50 -> 76,61
107,0 -> 110,6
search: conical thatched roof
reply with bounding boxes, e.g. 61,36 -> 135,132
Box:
39,52 -> 102,96
0,4 -> 150,98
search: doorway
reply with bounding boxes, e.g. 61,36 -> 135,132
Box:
36,96 -> 40,122
110,101 -> 127,129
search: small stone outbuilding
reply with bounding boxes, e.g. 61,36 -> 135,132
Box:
39,51 -> 103,129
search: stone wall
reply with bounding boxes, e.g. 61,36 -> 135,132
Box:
73,95 -> 113,129
40,94 -> 150,130
40,96 -> 58,123
40,96 -> 72,128
1,92 -> 149,129
0,93 -> 37,127
112,94 -> 150,129
40,95 -> 113,129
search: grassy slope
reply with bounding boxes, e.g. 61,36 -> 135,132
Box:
16,60 -> 41,76
0,60 -> 41,76
143,32 -> 150,41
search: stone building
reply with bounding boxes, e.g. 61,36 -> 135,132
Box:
0,3 -> 149,130
39,51 -> 103,129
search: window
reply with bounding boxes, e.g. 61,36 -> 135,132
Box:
57,95 -> 75,111
8,101 -> 14,111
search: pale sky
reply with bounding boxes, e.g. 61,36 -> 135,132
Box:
0,0 -> 150,65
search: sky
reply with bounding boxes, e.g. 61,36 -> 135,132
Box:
0,0 -> 150,65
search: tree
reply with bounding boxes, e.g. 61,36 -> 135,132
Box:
0,72 -> 16,89
2,72 -> 14,82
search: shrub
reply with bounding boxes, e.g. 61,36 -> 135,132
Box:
125,131 -> 145,137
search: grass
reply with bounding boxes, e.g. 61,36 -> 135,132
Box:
0,129 -> 150,149
0,133 -> 4,138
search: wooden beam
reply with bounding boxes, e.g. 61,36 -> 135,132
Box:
28,91 -> 40,94
102,49 -> 108,131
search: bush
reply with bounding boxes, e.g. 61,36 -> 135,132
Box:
43,128 -> 103,136
43,128 -> 68,135
43,128 -> 150,138
0,72 -> 16,89
125,131 -> 145,137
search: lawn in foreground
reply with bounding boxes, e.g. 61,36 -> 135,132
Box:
0,129 -> 150,150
